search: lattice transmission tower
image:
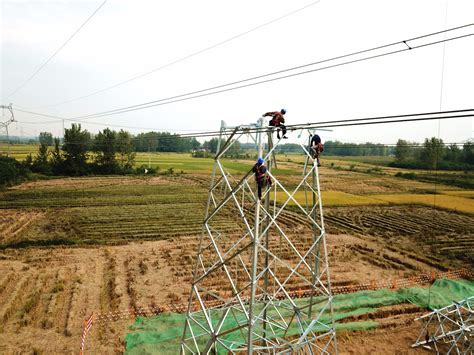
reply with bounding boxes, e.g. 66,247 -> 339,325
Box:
181,118 -> 337,354
412,296 -> 473,354
0,104 -> 16,157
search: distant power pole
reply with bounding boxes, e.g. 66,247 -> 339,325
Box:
148,145 -> 151,169
0,104 -> 16,157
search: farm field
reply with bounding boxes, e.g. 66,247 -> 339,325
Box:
0,154 -> 472,353
1,144 -> 253,174
0,144 -> 43,161
274,190 -> 474,214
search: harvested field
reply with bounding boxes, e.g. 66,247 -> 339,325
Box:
0,240 -> 225,353
370,193 -> 474,214
0,210 -> 45,244
0,166 -> 472,353
10,175 -> 175,191
277,169 -> 446,194
274,189 -> 474,213
0,237 -> 468,354
324,206 -> 474,265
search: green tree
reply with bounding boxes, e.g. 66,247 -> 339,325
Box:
51,137 -> 64,174
116,129 -> 135,172
462,142 -> 474,165
444,144 -> 461,163
93,128 -> 118,173
394,139 -> 411,163
190,138 -> 201,151
204,138 -> 219,153
62,124 -> 91,175
39,132 -> 53,146
420,137 -> 444,169
133,132 -> 158,152
32,140 -> 51,174
0,156 -> 28,187
132,132 -> 200,153
225,140 -> 241,157
23,153 -> 33,169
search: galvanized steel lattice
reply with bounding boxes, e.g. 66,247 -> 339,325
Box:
181,118 -> 337,354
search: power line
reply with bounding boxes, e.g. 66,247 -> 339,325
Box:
4,0 -> 107,100
10,109 -> 474,144
16,119 -> 167,131
17,24 -> 473,126
431,0 -> 450,245
13,109 -> 66,122
64,23 -> 474,120
15,109 -> 474,139
285,109 -> 474,129
15,107 -> 474,138
15,108 -> 213,132
306,112 -> 474,130
4,141 -> 468,151
29,0 -> 321,109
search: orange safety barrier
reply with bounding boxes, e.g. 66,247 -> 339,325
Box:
80,313 -> 94,355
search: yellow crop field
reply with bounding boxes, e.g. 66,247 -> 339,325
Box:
370,194 -> 474,214
440,190 -> 474,199
271,190 -> 474,214
0,144 -> 43,161
272,190 -> 388,207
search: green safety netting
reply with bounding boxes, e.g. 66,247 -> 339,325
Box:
125,279 -> 474,354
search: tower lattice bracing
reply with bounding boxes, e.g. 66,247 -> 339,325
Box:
412,296 -> 473,354
181,119 -> 337,354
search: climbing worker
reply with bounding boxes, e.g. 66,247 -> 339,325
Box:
252,157 -> 271,200
263,109 -> 288,139
310,134 -> 324,167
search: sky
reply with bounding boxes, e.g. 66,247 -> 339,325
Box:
1,0 -> 473,145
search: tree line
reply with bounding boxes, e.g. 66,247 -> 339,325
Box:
23,125 -> 136,175
272,138 -> 473,170
20,125 -> 213,177
133,132 -> 200,152
275,141 -> 393,156
2,126 -> 473,188
392,138 -> 473,170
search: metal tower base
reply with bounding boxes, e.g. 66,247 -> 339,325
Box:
412,296 -> 473,354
